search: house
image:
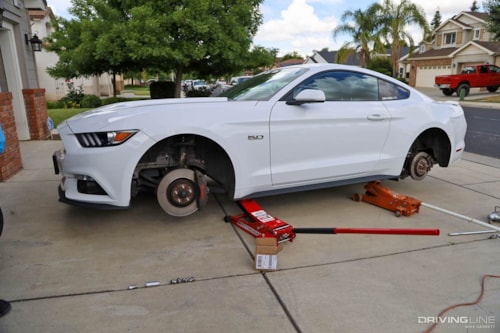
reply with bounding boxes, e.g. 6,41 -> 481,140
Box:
0,0 -> 50,181
273,58 -> 304,68
408,11 -> 496,87
304,50 -> 361,66
28,4 -> 120,100
304,48 -> 412,79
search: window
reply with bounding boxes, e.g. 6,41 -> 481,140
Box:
474,28 -> 481,40
221,67 -> 308,101
378,80 -> 410,101
293,71 -> 379,101
489,65 -> 500,73
462,67 -> 476,74
292,71 -> 409,102
443,32 -> 456,45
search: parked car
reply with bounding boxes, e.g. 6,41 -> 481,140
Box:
435,64 -> 500,96
53,64 -> 467,217
210,82 -> 233,96
230,76 -> 252,85
182,80 -> 193,92
191,80 -> 210,91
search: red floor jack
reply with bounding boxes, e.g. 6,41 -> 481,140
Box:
228,199 -> 440,269
352,181 -> 422,217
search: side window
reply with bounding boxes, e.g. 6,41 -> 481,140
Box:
489,65 -> 500,73
378,80 -> 410,100
294,71 -> 379,101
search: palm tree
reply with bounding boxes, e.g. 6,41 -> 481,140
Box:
377,0 -> 429,77
335,43 -> 356,64
332,5 -> 383,68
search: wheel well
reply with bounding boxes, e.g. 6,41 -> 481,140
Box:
410,128 -> 451,167
401,128 -> 451,179
135,134 -> 235,197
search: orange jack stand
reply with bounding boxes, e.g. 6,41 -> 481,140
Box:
352,181 -> 422,217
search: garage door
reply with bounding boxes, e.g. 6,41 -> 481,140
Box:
416,65 -> 452,87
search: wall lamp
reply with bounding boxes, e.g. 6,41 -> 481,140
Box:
25,33 -> 43,52
0,8 -> 4,29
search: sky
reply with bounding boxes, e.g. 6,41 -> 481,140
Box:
47,0 -> 482,57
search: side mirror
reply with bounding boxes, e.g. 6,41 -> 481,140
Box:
286,89 -> 326,105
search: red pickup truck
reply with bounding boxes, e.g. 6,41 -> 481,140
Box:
435,64 -> 500,96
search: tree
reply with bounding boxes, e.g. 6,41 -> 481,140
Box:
367,57 -> 392,76
46,0 -> 146,96
124,0 -> 263,97
245,46 -> 278,74
376,0 -> 429,77
46,0 -> 264,98
428,9 -> 442,41
332,5 -> 383,68
485,0 -> 500,40
471,1 -> 480,11
335,43 -> 356,64
281,51 -> 304,61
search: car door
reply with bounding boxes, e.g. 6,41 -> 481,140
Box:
488,65 -> 500,86
269,70 -> 391,186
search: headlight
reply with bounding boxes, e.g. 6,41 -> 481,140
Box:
76,130 -> 138,147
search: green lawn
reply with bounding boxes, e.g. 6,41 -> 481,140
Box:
47,86 -> 151,127
474,96 -> 500,103
125,85 -> 151,96
48,108 -> 90,127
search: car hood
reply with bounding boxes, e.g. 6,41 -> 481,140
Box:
63,97 -> 228,133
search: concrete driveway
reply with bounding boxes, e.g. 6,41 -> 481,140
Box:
0,140 -> 499,333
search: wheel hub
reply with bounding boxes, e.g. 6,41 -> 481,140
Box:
156,168 -> 200,217
168,179 -> 196,207
410,151 -> 433,180
414,158 -> 429,177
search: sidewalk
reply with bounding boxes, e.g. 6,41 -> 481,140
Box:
0,141 -> 499,332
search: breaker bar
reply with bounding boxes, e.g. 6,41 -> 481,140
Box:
227,199 -> 439,244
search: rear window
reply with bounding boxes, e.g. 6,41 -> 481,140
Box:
461,67 -> 476,74
378,80 -> 410,100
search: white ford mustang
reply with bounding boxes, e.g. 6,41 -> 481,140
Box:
53,64 -> 467,216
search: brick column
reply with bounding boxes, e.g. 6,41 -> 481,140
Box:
0,92 -> 23,181
23,88 -> 50,140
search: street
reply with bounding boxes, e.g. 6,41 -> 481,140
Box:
463,106 -> 500,159
415,87 -> 500,160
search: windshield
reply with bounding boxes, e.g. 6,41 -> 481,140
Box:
193,80 -> 207,86
220,68 -> 309,101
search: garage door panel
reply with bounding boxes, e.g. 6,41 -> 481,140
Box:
416,66 -> 452,87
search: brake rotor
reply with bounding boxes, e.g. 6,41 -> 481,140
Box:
156,168 -> 199,217
410,152 -> 432,180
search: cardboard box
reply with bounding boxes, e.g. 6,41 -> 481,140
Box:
256,237 -> 278,247
255,238 -> 283,271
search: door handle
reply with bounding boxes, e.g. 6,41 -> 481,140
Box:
367,114 -> 389,121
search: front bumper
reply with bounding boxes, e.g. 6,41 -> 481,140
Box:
435,84 -> 451,89
57,185 -> 127,210
54,149 -> 129,209
52,123 -> 154,209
